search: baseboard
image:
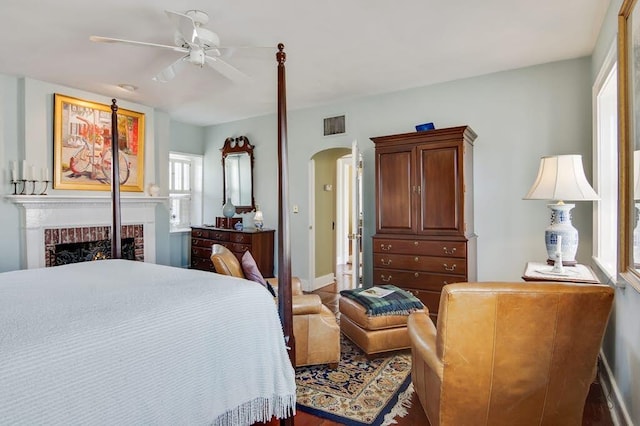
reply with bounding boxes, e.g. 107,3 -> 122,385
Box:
307,273 -> 335,292
599,350 -> 633,426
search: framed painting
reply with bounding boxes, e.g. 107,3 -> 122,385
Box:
53,93 -> 145,191
619,0 -> 640,290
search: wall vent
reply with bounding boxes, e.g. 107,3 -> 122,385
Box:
323,115 -> 346,136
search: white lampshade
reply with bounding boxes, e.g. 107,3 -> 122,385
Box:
524,155 -> 599,201
253,210 -> 264,221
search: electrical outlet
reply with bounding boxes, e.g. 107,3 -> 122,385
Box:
292,205 -> 299,213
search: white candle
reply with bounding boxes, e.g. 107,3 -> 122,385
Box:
41,168 -> 48,181
10,161 -> 17,181
21,160 -> 27,180
30,166 -> 36,181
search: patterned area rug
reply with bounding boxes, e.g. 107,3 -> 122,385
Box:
295,336 -> 413,425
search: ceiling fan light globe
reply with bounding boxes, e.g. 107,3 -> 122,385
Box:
189,49 -> 206,65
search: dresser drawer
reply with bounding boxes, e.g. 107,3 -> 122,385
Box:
191,229 -> 210,239
191,238 -> 214,248
373,267 -> 465,291
191,245 -> 212,259
209,231 -> 230,242
230,233 -> 251,243
191,256 -> 215,272
373,238 -> 466,258
230,242 -> 251,254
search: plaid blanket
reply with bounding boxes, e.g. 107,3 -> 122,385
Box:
340,285 -> 424,316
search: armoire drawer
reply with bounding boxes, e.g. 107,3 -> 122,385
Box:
403,287 -> 441,316
373,253 -> 467,274
373,238 -> 466,258
373,267 -> 466,291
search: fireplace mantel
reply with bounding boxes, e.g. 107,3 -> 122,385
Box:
6,195 -> 167,269
6,194 -> 167,209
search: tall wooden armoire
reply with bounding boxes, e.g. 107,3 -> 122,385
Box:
371,125 -> 477,323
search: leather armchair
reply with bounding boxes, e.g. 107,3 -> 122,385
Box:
408,282 -> 614,426
210,244 -> 340,368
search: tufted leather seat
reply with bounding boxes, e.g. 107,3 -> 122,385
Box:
339,296 -> 425,356
210,244 -> 340,368
408,282 -> 614,426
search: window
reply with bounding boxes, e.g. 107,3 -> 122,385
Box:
169,152 -> 203,232
593,55 -> 617,279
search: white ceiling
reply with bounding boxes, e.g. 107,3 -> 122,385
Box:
1,0 -> 609,127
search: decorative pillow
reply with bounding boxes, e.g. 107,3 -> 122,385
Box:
241,251 -> 276,297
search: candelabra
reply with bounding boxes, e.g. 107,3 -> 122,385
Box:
40,180 -> 50,195
9,179 -> 49,195
18,179 -> 27,195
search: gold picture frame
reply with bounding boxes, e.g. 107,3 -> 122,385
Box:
619,0 -> 640,289
53,93 -> 145,191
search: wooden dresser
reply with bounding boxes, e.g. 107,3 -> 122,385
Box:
190,226 -> 275,277
371,126 -> 477,322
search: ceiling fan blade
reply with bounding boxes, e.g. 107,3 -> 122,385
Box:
90,36 -> 187,53
211,46 -> 276,59
152,55 -> 189,83
204,56 -> 250,82
165,10 -> 198,46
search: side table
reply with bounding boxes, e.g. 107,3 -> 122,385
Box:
522,262 -> 600,284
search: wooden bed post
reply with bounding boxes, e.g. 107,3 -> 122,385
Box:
276,43 -> 296,373
110,99 -> 122,259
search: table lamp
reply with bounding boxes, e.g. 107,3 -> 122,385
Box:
524,154 -> 599,266
253,209 -> 264,230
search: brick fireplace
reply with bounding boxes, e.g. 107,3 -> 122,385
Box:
7,195 -> 165,269
44,224 -> 144,267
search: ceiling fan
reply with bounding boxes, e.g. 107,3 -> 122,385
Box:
90,10 -> 260,83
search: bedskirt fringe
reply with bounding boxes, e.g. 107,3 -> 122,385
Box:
212,394 -> 297,426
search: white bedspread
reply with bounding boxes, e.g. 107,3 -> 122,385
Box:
0,260 -> 296,425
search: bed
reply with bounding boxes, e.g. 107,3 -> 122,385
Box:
0,45 -> 296,425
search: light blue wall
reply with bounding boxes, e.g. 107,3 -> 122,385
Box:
592,0 -> 640,424
0,75 -> 21,271
169,120 -> 205,268
204,57 -> 593,290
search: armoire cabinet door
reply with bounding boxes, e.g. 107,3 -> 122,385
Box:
375,147 -> 417,234
418,142 -> 462,235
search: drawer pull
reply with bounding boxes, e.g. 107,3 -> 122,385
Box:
380,258 -> 392,266
414,241 -> 419,246
414,272 -> 419,278
443,263 -> 457,272
443,247 -> 457,255
414,256 -> 419,262
380,275 -> 392,283
380,244 -> 392,251
443,281 -> 449,285
214,234 -> 223,239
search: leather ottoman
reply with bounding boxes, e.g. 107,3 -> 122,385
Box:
339,296 -> 425,356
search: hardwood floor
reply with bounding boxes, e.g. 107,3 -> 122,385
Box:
294,266 -> 614,426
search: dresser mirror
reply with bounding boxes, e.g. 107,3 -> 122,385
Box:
618,0 -> 640,288
222,136 -> 255,213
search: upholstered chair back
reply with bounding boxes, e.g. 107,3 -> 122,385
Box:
408,282 -> 614,426
210,244 -> 245,278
